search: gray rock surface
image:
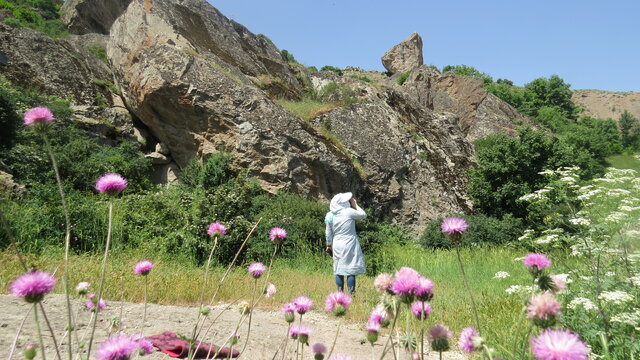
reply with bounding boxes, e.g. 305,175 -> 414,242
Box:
396,66 -> 533,141
381,33 -> 424,74
61,0 -> 132,34
0,24 -> 112,105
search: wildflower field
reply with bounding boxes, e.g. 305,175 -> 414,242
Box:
1,105 -> 639,360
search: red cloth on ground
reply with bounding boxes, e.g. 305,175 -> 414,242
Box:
146,332 -> 239,358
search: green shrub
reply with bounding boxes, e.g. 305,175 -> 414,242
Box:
442,64 -> 493,85
419,214 -> 523,249
320,65 -> 343,76
0,87 -> 20,151
349,75 -> 373,84
85,43 -> 108,63
397,71 -> 410,85
280,49 -> 298,64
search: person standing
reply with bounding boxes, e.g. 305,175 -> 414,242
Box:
325,192 -> 366,294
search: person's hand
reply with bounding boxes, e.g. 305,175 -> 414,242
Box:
350,198 -> 357,209
325,245 -> 332,256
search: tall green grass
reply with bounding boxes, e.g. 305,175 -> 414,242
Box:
2,244 -> 577,352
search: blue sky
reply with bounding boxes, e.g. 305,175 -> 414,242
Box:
210,1 -> 639,92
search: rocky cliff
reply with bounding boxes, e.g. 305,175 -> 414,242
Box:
1,0 -> 532,230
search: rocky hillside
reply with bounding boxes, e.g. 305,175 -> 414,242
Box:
0,0 -> 533,230
572,89 -> 640,120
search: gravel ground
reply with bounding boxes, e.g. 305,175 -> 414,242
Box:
0,294 -> 465,360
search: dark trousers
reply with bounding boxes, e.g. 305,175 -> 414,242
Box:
335,275 -> 356,294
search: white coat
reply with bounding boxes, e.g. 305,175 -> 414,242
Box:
325,194 -> 367,276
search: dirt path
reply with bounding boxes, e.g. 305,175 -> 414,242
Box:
0,295 -> 465,360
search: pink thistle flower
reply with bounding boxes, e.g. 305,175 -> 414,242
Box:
366,319 -> 381,333
281,302 -> 296,323
134,260 -> 153,276
265,283 -> 276,298
369,304 -> 389,325
411,301 -> 432,320
293,296 -> 313,314
531,329 -> 589,360
415,276 -> 434,301
207,222 -> 227,237
550,275 -> 566,293
373,273 -> 392,293
23,107 -> 54,126
95,173 -> 128,195
96,335 -> 139,360
86,294 -> 107,312
458,327 -> 480,354
390,267 -> 420,302
441,217 -> 468,236
289,324 -> 301,339
76,282 -> 90,295
311,343 -> 326,355
131,335 -> 154,355
528,293 -> 561,326
247,262 -> 266,279
524,253 -> 552,272
269,227 -> 287,244
324,291 -> 352,316
329,355 -> 352,360
429,324 -> 452,341
10,271 -> 56,303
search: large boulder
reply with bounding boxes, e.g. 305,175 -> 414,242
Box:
106,0 -> 474,229
0,24 -> 112,105
61,0 -> 132,35
381,33 -> 424,75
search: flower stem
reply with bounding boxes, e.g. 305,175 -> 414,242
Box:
8,305 -> 32,360
379,301 -> 400,360
188,235 -> 219,360
43,134 -> 73,360
86,198 -> 113,357
325,317 -> 342,359
143,275 -> 148,326
34,304 -> 47,360
455,247 -> 481,332
38,303 -> 62,360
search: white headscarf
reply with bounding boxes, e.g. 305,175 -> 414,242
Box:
329,192 -> 352,213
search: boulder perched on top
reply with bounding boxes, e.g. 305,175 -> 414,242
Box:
381,33 -> 424,74
61,0 -> 132,34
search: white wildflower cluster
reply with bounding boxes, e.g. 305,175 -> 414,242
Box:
494,271 -> 510,279
604,168 -> 637,179
519,188 -> 551,202
606,188 -> 631,197
577,189 -> 601,201
619,205 -> 640,212
538,169 -> 555,176
551,273 -> 572,284
518,229 -> 535,242
569,217 -> 591,226
513,256 -> 525,262
605,212 -> 629,222
567,297 -> 597,311
594,178 -> 616,183
504,285 -> 536,295
628,254 -> 640,264
559,176 -> 577,183
630,275 -> 640,287
610,310 -> 640,331
621,198 -> 640,205
598,291 -> 634,305
626,230 -> 640,237
604,271 -> 616,277
535,234 -> 559,245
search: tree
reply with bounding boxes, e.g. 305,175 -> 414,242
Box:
442,64 -> 493,85
618,110 -> 640,148
521,75 -> 577,118
468,128 -> 603,220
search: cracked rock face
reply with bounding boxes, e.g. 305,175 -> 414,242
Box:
0,24 -> 112,105
61,0 -> 132,35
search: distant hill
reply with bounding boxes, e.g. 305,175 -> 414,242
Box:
572,89 -> 640,120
